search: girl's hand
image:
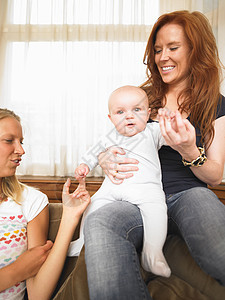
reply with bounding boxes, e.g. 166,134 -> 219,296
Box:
16,241 -> 53,278
98,146 -> 139,184
158,109 -> 200,160
0,241 -> 53,292
62,178 -> 91,218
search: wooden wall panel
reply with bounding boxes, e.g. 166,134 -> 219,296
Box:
18,176 -> 225,205
18,176 -> 103,203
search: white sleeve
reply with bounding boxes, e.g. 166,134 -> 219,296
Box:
22,186 -> 49,223
79,136 -> 107,170
147,122 -> 166,149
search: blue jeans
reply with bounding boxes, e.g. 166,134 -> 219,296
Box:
167,187 -> 225,285
84,187 -> 225,300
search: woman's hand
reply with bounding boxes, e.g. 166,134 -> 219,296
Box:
0,241 -> 53,292
158,109 -> 200,161
62,178 -> 91,218
98,146 -> 139,184
15,241 -> 53,278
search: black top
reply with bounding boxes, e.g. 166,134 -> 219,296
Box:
149,95 -> 225,195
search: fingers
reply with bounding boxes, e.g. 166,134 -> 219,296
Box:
99,146 -> 139,184
74,190 -> 90,201
108,169 -> 135,185
116,157 -> 139,165
159,109 -> 197,153
77,177 -> 86,189
183,118 -> 195,134
74,164 -> 89,180
109,146 -> 126,155
110,177 -> 124,185
42,240 -> 53,251
62,178 -> 71,194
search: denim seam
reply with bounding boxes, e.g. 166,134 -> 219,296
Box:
169,214 -> 205,271
126,224 -> 143,240
131,245 -> 150,300
126,224 -> 149,300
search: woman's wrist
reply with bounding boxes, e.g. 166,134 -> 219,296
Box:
180,146 -> 200,162
182,146 -> 207,167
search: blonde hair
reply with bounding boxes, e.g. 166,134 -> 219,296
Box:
141,10 -> 224,147
0,108 -> 25,204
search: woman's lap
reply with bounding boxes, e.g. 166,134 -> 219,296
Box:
84,201 -> 152,300
84,187 -> 225,300
167,187 -> 225,285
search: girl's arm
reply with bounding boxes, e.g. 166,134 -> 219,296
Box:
26,178 -> 90,300
158,110 -> 225,186
0,241 -> 52,292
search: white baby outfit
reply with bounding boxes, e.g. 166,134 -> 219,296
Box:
68,122 -> 171,276
0,186 -> 48,300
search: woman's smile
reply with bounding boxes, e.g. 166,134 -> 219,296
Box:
154,23 -> 190,89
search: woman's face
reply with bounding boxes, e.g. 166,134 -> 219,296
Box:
0,117 -> 25,180
154,23 -> 190,90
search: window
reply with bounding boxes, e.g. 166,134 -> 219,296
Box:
2,0 -> 159,176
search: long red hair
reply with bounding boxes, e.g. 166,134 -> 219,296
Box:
141,10 -> 223,147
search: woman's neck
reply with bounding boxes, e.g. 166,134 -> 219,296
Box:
164,86 -> 189,118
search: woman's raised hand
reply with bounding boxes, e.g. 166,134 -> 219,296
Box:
62,178 -> 91,218
158,109 -> 199,160
98,146 -> 139,184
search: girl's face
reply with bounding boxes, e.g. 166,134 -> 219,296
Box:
0,117 -> 25,181
154,23 -> 191,90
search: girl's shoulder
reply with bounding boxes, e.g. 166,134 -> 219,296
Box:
21,186 -> 49,222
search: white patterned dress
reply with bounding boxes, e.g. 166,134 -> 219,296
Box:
0,186 -> 48,300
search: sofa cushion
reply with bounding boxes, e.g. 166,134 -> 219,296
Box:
148,274 -> 211,300
48,204 -> 225,300
163,235 -> 225,300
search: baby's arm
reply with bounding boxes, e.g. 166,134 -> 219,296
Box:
74,163 -> 90,180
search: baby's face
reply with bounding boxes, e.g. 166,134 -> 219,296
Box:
108,88 -> 150,137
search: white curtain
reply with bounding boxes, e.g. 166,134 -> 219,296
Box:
0,0 -> 224,180
0,0 -> 158,177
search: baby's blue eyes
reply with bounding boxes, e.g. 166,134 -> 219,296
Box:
116,108 -> 141,114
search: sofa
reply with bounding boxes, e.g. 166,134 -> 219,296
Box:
48,203 -> 225,300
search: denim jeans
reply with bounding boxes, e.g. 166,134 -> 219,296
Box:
84,187 -> 225,300
166,187 -> 225,285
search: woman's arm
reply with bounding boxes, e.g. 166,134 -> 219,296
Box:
0,241 -> 52,292
26,178 -> 90,300
158,109 -> 225,186
98,146 -> 139,184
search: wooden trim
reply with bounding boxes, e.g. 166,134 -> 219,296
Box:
208,182 -> 225,205
18,175 -> 103,203
18,175 -> 225,205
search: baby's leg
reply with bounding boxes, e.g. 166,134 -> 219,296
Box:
139,202 -> 171,277
68,191 -> 115,256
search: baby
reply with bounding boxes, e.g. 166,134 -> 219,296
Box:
68,85 -> 171,277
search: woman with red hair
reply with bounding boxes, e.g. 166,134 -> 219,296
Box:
84,11 -> 225,299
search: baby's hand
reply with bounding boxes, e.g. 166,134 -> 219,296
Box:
74,163 -> 89,180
